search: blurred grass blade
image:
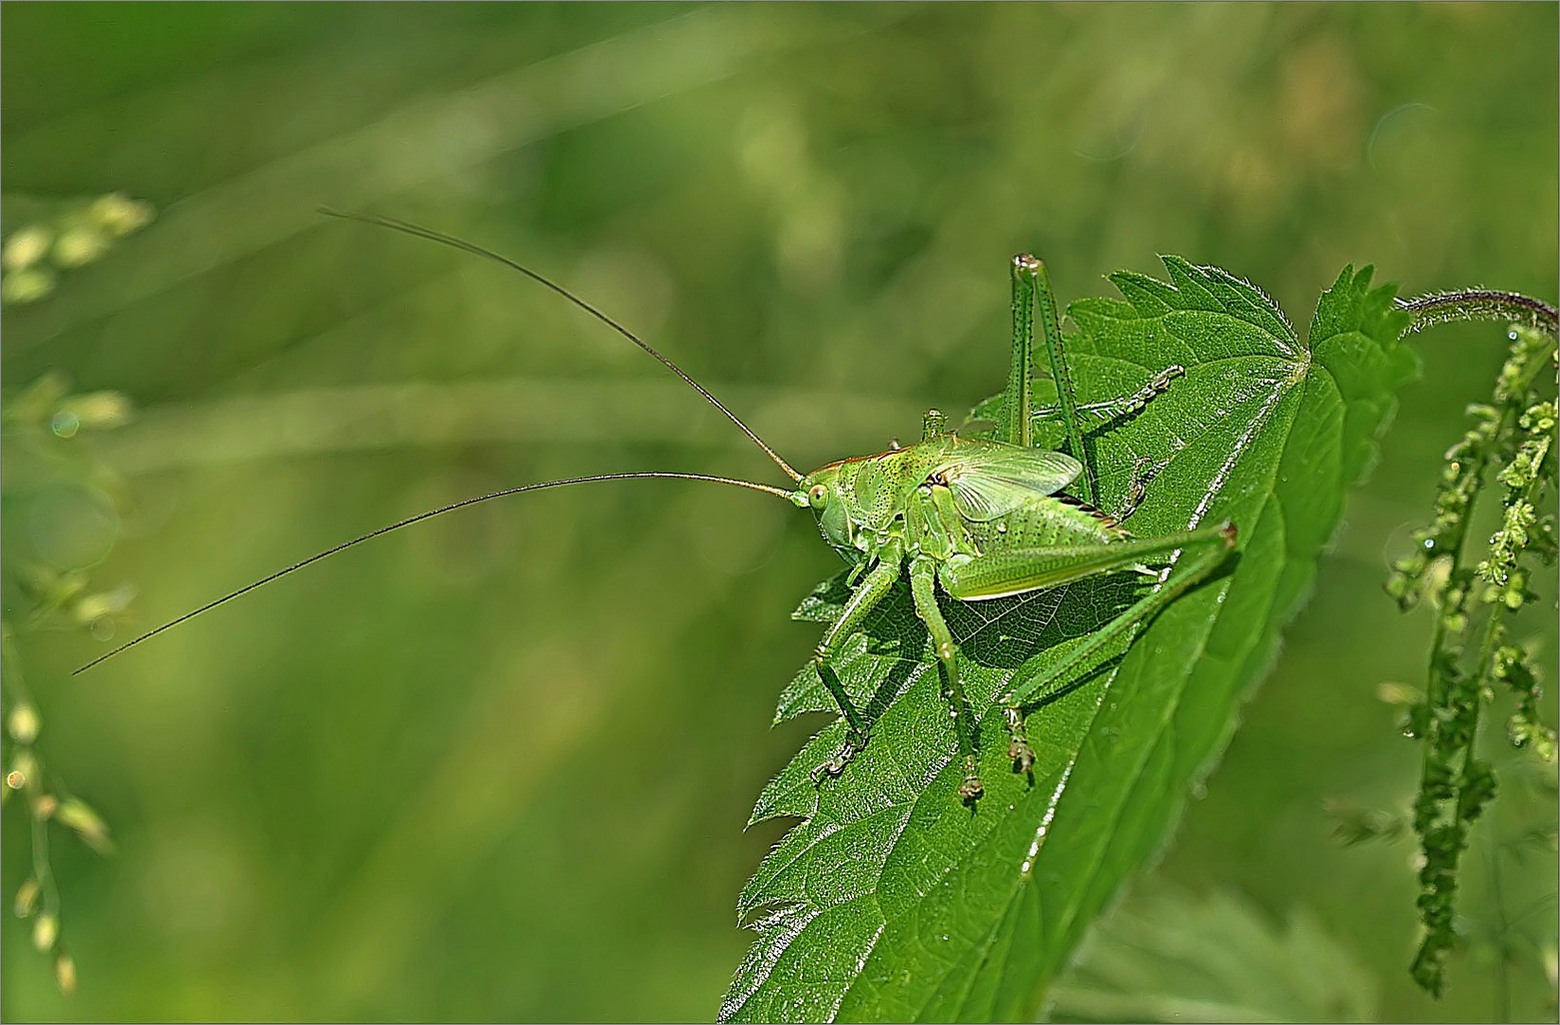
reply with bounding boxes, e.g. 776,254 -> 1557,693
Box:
3,6 -> 887,353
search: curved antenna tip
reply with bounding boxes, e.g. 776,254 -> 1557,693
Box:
320,210 -> 806,483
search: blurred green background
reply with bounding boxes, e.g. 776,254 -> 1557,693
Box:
2,4 -> 1555,1021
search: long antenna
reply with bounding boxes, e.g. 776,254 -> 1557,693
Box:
320,209 -> 806,483
74,471 -> 798,675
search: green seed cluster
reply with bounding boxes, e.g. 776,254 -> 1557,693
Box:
1,193 -> 154,306
3,630 -> 109,997
4,365 -> 139,995
1386,323 -> 1557,997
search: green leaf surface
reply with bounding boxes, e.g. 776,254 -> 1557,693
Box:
721,259 -> 1416,1022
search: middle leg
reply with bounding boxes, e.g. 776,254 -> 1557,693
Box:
909,556 -> 983,800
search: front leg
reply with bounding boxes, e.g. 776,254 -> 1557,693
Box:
809,541 -> 904,784
909,557 -> 983,801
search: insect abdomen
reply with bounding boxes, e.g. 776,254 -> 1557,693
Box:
940,495 -> 1135,600
978,494 -> 1127,549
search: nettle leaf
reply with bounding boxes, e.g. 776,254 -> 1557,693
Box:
721,259 -> 1416,1023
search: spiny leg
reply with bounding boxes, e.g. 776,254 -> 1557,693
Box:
1116,456 -> 1158,522
1030,364 -> 1185,432
999,523 -> 1237,762
1003,256 -> 1039,449
940,525 -> 1233,601
1008,255 -> 1092,503
909,557 -> 982,800
809,541 -> 905,783
1034,364 -> 1183,525
1029,258 -> 1090,503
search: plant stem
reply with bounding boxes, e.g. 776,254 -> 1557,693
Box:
1398,290 -> 1558,338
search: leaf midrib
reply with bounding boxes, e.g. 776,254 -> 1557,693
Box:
923,343 -> 1309,1021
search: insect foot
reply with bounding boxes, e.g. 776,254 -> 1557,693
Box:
1117,456 -> 1158,521
957,756 -> 984,802
810,727 -> 869,785
1003,706 -> 1036,774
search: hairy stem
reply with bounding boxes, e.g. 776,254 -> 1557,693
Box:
1398,290 -> 1558,338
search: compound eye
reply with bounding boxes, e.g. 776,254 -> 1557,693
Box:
807,484 -> 829,509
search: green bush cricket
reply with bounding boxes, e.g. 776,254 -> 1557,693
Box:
77,214 -> 1235,800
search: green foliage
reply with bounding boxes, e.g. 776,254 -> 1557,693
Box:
723,261 -> 1415,1021
1048,888 -> 1378,1023
1,193 -> 154,305
1,370 -> 136,995
1384,321 -> 1558,998
2,6 -> 1554,1021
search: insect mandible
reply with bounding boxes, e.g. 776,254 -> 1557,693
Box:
77,212 -> 1236,801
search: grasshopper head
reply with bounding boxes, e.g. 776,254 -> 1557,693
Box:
795,463 -> 855,552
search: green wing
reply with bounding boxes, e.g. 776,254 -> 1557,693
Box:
936,443 -> 1082,521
